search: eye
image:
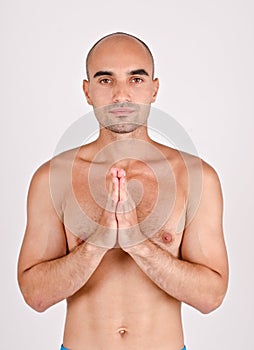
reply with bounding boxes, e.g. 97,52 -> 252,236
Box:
130,77 -> 143,84
99,78 -> 112,84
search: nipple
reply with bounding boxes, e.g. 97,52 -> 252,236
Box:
162,231 -> 173,243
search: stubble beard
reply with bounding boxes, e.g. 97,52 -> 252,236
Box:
95,103 -> 151,134
104,121 -> 142,134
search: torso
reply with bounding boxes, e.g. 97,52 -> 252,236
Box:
52,141 -> 192,350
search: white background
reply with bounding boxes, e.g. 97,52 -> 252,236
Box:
1,0 -> 253,349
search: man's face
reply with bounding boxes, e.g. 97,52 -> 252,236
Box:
83,35 -> 159,133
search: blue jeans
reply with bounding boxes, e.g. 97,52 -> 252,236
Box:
61,346 -> 186,350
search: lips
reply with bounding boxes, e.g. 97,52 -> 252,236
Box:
109,108 -> 136,115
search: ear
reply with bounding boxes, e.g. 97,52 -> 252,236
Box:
83,79 -> 93,105
151,78 -> 159,103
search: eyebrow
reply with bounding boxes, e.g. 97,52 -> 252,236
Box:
93,68 -> 150,79
93,70 -> 113,78
129,69 -> 149,76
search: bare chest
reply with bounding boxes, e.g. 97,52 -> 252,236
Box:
64,162 -> 186,256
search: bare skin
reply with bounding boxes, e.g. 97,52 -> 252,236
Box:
18,33 -> 228,350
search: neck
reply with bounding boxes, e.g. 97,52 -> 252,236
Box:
92,125 -> 154,166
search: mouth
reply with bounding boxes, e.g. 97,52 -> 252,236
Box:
109,108 -> 136,115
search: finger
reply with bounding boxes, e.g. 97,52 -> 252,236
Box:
107,167 -> 119,201
119,171 -> 127,202
111,176 -> 119,202
109,167 -> 119,177
117,168 -> 126,178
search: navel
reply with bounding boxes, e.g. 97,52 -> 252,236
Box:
117,327 -> 128,336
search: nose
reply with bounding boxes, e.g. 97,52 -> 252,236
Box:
112,82 -> 131,103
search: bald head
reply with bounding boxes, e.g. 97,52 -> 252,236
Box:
86,32 -> 155,80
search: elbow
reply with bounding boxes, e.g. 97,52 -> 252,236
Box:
27,297 -> 49,313
18,271 -> 51,313
18,279 -> 49,313
198,292 -> 226,314
21,289 -> 49,313
197,273 -> 228,314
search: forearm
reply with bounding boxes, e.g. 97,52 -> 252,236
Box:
125,240 -> 226,314
19,242 -> 107,312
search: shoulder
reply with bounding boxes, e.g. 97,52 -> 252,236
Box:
29,161 -> 50,191
200,159 -> 222,201
50,147 -> 80,170
29,147 -> 80,195
168,147 -> 221,185
178,151 -> 222,195
183,154 -> 223,220
164,146 -> 222,202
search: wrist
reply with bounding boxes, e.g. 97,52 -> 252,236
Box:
123,238 -> 154,256
82,241 -> 108,254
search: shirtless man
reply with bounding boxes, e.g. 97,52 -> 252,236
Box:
18,33 -> 229,350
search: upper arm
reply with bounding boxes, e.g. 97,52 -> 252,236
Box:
181,161 -> 228,284
18,162 -> 67,278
